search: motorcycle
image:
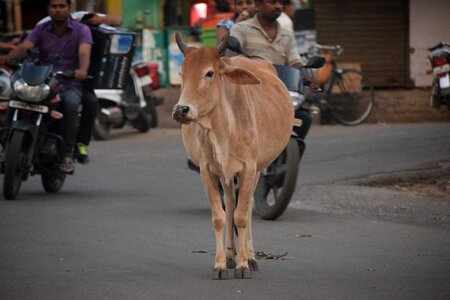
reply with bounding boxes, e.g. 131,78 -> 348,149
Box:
254,59 -> 324,220
427,42 -> 450,108
0,58 -> 79,200
92,61 -> 164,140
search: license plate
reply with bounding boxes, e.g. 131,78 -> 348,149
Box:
139,76 -> 152,87
433,64 -> 450,75
9,100 -> 49,113
439,74 -> 450,88
293,118 -> 303,127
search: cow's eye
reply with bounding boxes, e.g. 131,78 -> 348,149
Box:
205,71 -> 214,78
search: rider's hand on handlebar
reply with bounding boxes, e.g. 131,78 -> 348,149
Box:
304,75 -> 321,92
75,69 -> 88,80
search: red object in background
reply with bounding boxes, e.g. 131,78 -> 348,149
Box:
148,64 -> 160,90
190,2 -> 208,27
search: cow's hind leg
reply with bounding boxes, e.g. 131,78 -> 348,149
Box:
201,171 -> 228,279
234,167 -> 257,279
222,179 -> 237,269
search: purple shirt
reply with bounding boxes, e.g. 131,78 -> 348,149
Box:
26,19 -> 93,90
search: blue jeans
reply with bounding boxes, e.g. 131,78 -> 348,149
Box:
59,88 -> 82,154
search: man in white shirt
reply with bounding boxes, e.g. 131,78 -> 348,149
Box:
277,0 -> 295,34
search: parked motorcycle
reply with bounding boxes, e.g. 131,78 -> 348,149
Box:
427,42 -> 450,108
92,61 -> 164,140
0,59 -> 80,200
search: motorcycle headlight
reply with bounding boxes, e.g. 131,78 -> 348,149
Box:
13,79 -> 50,102
289,91 -> 304,109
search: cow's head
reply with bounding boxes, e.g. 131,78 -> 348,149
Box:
172,32 -> 261,126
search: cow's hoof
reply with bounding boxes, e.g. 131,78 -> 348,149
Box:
235,267 -> 251,279
248,259 -> 259,271
212,268 -> 229,280
226,257 -> 236,269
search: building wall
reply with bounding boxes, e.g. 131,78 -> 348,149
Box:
410,0 -> 450,87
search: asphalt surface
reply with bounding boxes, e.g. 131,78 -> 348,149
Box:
0,122 -> 449,299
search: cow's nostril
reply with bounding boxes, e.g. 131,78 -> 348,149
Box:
181,106 -> 189,115
174,105 -> 190,117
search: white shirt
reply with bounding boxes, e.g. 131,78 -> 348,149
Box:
277,12 -> 294,35
37,11 -> 106,26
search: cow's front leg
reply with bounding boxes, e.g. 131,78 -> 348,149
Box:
221,178 -> 236,269
234,167 -> 257,279
200,170 -> 227,280
247,172 -> 260,272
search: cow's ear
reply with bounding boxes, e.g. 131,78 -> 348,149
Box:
223,66 -> 261,85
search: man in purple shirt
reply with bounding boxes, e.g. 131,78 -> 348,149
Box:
5,0 -> 93,174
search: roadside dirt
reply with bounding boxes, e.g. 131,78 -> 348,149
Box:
360,163 -> 450,199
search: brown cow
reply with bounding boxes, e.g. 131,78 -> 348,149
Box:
172,32 -> 293,279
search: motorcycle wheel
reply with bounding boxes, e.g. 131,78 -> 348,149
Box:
41,171 -> 66,193
145,97 -> 158,128
3,131 -> 28,200
132,109 -> 151,133
254,138 -> 300,220
92,115 -> 112,141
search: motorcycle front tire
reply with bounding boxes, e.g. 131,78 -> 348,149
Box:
3,131 -> 28,200
254,138 -> 300,220
41,171 -> 66,193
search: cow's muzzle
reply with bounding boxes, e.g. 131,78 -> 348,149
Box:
172,104 -> 194,124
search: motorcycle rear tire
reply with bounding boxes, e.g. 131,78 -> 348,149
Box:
93,117 -> 112,141
41,171 -> 66,193
3,131 -> 28,200
132,110 -> 151,133
254,138 -> 300,220
145,98 -> 158,128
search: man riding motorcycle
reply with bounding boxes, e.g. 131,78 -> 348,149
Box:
1,0 -> 92,174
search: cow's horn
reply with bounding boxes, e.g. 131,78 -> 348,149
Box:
217,31 -> 230,55
175,32 -> 188,54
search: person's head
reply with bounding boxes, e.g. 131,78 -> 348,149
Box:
47,0 -> 71,24
233,0 -> 256,18
282,0 -> 296,17
255,0 -> 283,21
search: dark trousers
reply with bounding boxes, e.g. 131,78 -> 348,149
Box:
77,87 -> 98,146
60,88 -> 82,154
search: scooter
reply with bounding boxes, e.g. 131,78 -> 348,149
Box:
92,61 -> 164,140
427,42 -> 450,108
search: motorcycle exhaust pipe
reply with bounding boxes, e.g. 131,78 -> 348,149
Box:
99,107 -> 123,125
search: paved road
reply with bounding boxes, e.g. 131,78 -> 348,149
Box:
0,123 -> 449,299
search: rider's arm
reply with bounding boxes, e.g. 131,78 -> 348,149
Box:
5,40 -> 34,63
76,43 -> 91,80
84,13 -> 123,27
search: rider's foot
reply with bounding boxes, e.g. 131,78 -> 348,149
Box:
75,143 -> 90,164
60,154 -> 75,174
187,157 -> 200,173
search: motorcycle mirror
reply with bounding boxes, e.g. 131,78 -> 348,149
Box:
304,56 -> 326,69
227,36 -> 243,54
